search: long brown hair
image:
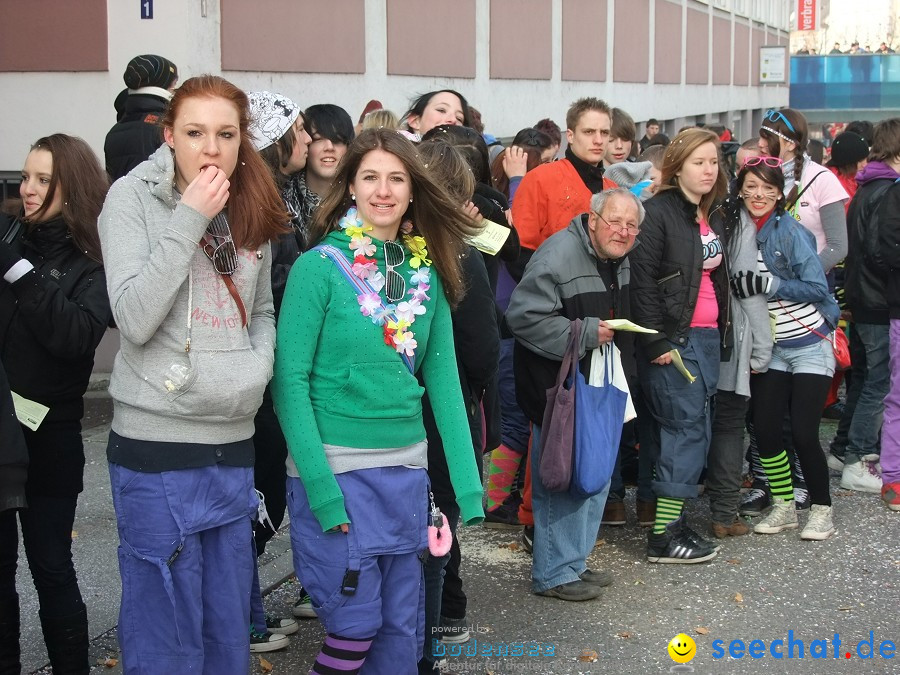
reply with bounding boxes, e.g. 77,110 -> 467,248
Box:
759,107 -> 808,206
162,75 -> 288,249
310,129 -> 480,307
26,134 -> 108,263
659,128 -> 728,219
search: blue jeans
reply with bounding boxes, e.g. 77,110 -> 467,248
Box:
499,338 -> 530,454
638,328 -> 720,499
846,323 -> 889,460
530,424 -> 609,592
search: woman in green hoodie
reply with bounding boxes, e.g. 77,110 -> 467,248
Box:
272,128 -> 484,674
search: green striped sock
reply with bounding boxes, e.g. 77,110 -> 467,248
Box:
759,450 -> 794,501
652,497 -> 684,534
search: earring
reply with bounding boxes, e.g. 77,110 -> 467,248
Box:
409,198 -> 413,203
350,193 -> 356,201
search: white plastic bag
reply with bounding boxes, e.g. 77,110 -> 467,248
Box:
588,343 -> 636,423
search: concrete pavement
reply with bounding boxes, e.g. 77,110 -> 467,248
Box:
16,392 -> 900,674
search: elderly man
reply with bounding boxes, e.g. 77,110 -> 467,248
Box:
506,188 -> 641,601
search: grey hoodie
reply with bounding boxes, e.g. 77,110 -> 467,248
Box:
719,208 -> 773,395
98,144 -> 274,446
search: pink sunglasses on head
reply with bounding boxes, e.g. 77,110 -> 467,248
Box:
742,156 -> 783,169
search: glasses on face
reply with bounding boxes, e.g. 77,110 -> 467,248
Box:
764,110 -> 796,135
384,240 -> 406,302
203,213 -> 238,275
593,212 -> 640,236
742,156 -> 783,169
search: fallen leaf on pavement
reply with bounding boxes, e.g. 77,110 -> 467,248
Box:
259,656 -> 273,672
695,627 -> 710,635
507,541 -> 520,551
838,607 -> 851,611
617,631 -> 633,638
595,539 -> 606,547
102,658 -> 118,668
734,593 -> 744,603
578,649 -> 599,662
726,559 -> 741,565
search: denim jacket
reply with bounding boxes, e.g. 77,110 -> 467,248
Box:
757,210 -> 840,329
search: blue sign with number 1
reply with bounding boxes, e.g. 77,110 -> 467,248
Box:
141,0 -> 153,19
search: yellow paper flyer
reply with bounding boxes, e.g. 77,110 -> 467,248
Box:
12,391 -> 50,431
468,219 -> 511,256
604,319 -> 658,334
668,349 -> 697,383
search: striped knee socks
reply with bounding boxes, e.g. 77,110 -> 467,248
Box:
310,634 -> 373,674
485,445 -> 523,510
653,497 -> 684,534
760,450 -> 794,501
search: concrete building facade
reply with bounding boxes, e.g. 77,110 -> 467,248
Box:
1,0 -> 791,172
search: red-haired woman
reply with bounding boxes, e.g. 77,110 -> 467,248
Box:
98,75 -> 288,672
0,134 -> 110,673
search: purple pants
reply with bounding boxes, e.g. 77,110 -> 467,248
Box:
110,462 -> 258,674
882,320 -> 900,484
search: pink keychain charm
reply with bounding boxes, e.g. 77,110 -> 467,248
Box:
427,491 -> 452,557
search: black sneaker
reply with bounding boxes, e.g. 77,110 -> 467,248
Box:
739,485 -> 771,517
647,519 -> 718,564
249,628 -> 289,653
680,518 -> 722,552
579,568 -> 613,587
521,525 -> 533,554
483,498 -> 522,530
535,580 -> 603,601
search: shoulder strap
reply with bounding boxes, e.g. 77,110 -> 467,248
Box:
2,216 -> 22,245
786,169 -> 826,211
313,244 -> 415,373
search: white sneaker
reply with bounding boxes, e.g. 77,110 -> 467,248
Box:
840,458 -> 882,493
826,451 -> 845,472
754,497 -> 799,534
801,504 -> 835,540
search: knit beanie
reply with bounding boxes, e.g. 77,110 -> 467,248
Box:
124,55 -> 179,90
829,131 -> 869,167
605,161 -> 653,189
248,91 -> 302,151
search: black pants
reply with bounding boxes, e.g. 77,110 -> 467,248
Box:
0,495 -> 83,616
252,394 -> 288,555
750,371 -> 832,506
706,390 -> 750,523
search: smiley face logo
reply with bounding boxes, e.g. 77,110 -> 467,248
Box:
668,633 -> 696,663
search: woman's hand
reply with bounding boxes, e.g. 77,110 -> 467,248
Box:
502,146 -> 528,179
181,165 -> 230,221
329,523 -> 349,533
462,201 -> 483,224
730,271 -> 773,299
651,352 -> 673,365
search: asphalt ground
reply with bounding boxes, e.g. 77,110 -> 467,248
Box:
16,395 -> 900,675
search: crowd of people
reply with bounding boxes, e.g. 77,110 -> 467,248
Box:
2,51 -> 900,674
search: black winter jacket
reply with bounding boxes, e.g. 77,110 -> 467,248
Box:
0,215 -> 112,424
877,184 -> 900,319
845,178 -> 895,324
104,93 -> 168,180
629,189 -> 731,361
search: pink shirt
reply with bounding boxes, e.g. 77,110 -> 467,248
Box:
790,160 -> 849,254
691,219 -> 722,328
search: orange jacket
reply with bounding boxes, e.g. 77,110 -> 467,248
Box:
511,159 -> 618,251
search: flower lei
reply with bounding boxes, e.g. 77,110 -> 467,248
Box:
339,207 -> 432,358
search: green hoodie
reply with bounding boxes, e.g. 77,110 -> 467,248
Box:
272,228 -> 484,531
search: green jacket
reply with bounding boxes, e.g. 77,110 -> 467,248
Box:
272,229 -> 484,531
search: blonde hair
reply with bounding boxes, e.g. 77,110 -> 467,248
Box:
362,109 -> 399,131
659,128 -> 727,219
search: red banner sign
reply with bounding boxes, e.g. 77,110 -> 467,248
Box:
797,0 -> 818,31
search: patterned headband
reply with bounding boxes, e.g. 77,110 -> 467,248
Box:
760,125 -> 797,145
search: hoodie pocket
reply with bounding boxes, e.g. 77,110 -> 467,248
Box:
325,361 -> 422,421
166,348 -> 271,420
